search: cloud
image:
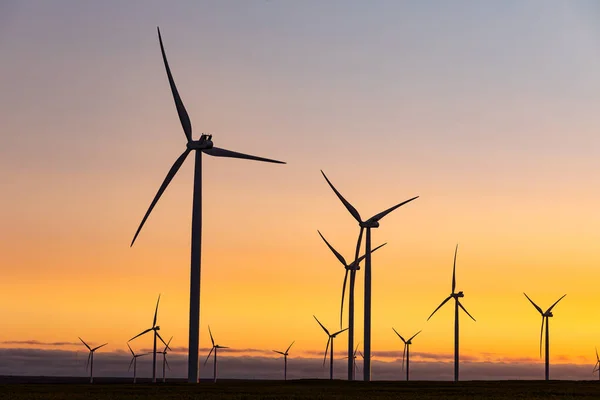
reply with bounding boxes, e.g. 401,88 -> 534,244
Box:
1,340 -> 80,347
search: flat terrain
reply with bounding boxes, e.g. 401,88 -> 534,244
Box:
0,377 -> 599,399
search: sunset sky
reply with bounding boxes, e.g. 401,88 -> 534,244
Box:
2,0 -> 600,379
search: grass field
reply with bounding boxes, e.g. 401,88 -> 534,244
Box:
1,378 -> 600,399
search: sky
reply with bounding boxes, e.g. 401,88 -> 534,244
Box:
1,0 -> 600,380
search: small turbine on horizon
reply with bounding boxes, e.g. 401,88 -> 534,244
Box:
314,315 -> 348,380
204,325 -> 229,383
321,170 -> 418,381
272,341 -> 295,381
130,27 -> 286,383
317,230 -> 386,381
78,337 -> 107,384
127,343 -> 150,384
593,347 -> 600,381
523,292 -> 566,381
427,245 -> 476,382
128,294 -> 170,383
343,342 -> 361,380
158,336 -> 173,383
392,328 -> 421,381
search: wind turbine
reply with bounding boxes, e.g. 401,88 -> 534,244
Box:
128,294 -> 170,383
317,230 -> 386,381
392,328 -> 421,381
523,292 -> 566,381
593,347 -> 600,381
427,245 -> 476,382
320,170 -> 418,381
127,343 -> 150,384
314,315 -> 348,380
78,337 -> 107,384
343,343 -> 361,380
204,325 -> 229,383
158,336 -> 173,383
272,341 -> 294,381
130,27 -> 285,383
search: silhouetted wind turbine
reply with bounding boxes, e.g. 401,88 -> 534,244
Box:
78,337 -> 107,384
523,292 -> 566,381
321,170 -> 417,381
272,340 -> 294,381
158,336 -> 173,383
593,347 -> 600,381
392,328 -> 421,381
128,294 -> 169,383
427,245 -> 475,382
314,315 -> 348,380
204,325 -> 228,383
127,343 -> 150,384
343,343 -> 361,380
317,230 -> 386,380
130,27 -> 285,383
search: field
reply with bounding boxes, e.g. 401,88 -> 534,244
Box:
1,378 -> 599,399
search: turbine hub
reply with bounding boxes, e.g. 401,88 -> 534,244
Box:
187,134 -> 214,150
155,326 -> 160,331
546,312 -> 553,317
360,220 -> 380,228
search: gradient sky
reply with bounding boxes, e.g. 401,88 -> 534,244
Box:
2,0 -> 600,379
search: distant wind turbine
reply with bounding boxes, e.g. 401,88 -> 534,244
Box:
427,245 -> 476,382
204,325 -> 228,383
272,341 -> 294,381
317,230 -> 386,380
593,348 -> 600,381
523,292 -> 566,381
127,343 -> 150,384
128,294 -> 169,383
321,170 -> 418,381
314,315 -> 348,380
158,336 -> 173,383
343,343 -> 361,380
78,337 -> 107,384
130,27 -> 286,383
392,328 -> 421,381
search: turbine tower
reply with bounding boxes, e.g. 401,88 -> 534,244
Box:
128,294 -> 170,383
317,230 -> 386,380
593,347 -> 600,381
272,341 -> 294,381
314,315 -> 348,380
78,337 -> 107,384
427,245 -> 476,382
158,336 -> 173,383
130,27 -> 285,383
127,343 -> 150,384
320,170 -> 418,381
204,325 -> 229,383
392,328 -> 421,381
523,292 -> 566,381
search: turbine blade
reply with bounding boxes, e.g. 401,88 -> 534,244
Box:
86,352 -> 91,371
409,330 -> 422,341
78,337 -> 91,351
208,325 -> 215,347
392,327 -> 406,344
351,227 -> 365,272
523,293 -> 544,315
457,301 -> 476,322
273,350 -> 285,355
452,244 -> 458,293
165,336 -> 173,351
317,230 -> 347,266
368,196 -> 419,223
129,328 -> 153,342
313,315 -> 330,336
218,346 -> 229,349
92,343 -> 108,351
427,296 -> 452,321
165,356 -> 171,371
401,343 -> 406,371
354,342 -> 360,355
320,170 -> 362,223
596,347 -> 599,361
333,327 -> 349,336
203,147 -> 285,164
340,268 -> 349,329
157,27 -> 192,142
350,242 -> 388,268
128,356 -> 135,372
358,351 -> 364,359
593,360 -> 599,373
539,316 -> 545,358
203,347 -> 214,366
153,294 -> 161,327
127,342 -> 135,357
323,337 -> 330,366
285,341 -> 295,354
545,294 -> 567,314
156,332 -> 169,348
131,149 -> 191,246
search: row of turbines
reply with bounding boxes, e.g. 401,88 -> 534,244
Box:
127,26 -> 596,384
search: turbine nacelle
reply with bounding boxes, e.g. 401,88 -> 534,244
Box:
360,219 -> 380,228
544,311 -> 554,318
187,134 -> 214,150
453,291 -> 464,298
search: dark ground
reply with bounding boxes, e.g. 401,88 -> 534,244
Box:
0,377 -> 599,399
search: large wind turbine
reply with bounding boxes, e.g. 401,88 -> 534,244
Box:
78,337 -> 107,384
272,341 -> 294,381
128,294 -> 170,383
593,348 -> 600,381
317,230 -> 386,380
320,170 -> 418,381
523,292 -> 566,381
204,325 -> 229,383
392,328 -> 421,381
127,343 -> 150,384
427,245 -> 476,382
158,336 -> 173,383
130,27 -> 285,383
314,315 -> 348,380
